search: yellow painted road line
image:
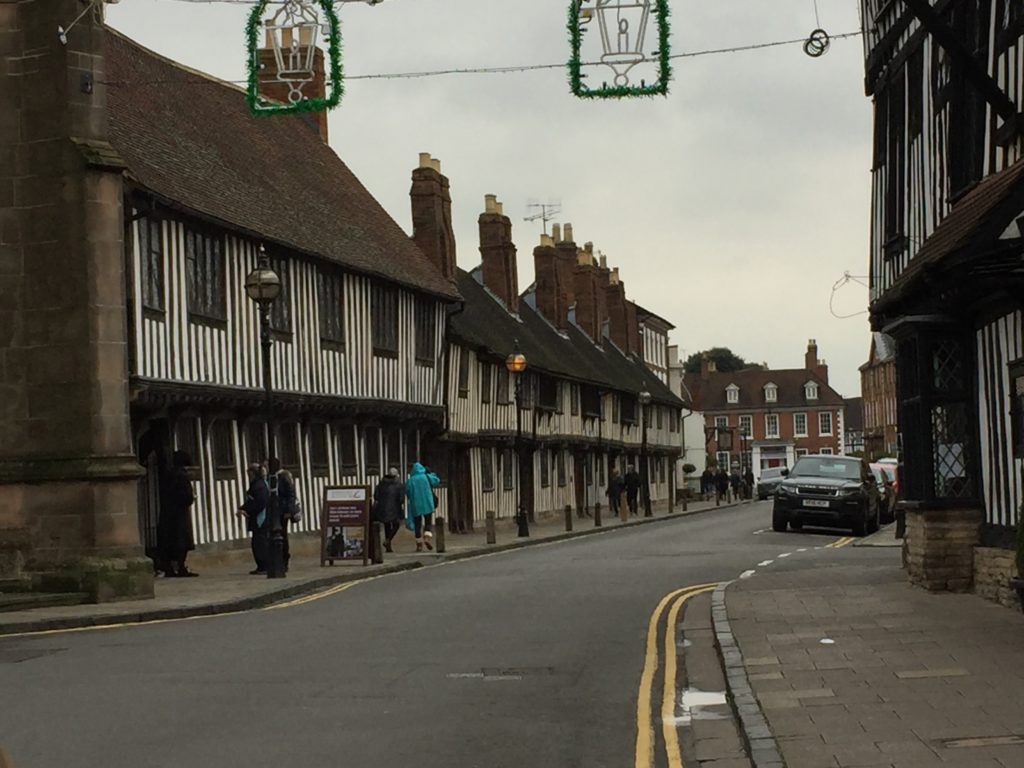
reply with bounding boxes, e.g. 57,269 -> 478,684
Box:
825,536 -> 853,548
264,581 -> 356,610
0,608 -> 248,640
635,582 -> 717,768
661,586 -> 716,768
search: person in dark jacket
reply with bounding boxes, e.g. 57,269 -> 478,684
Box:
730,469 -> 742,499
624,465 -> 641,516
714,467 -> 730,499
373,468 -> 405,553
237,463 -> 270,575
743,469 -> 755,500
156,451 -> 196,577
274,460 -> 297,573
701,468 -> 714,500
606,468 -> 624,517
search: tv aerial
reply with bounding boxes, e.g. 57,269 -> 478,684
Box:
524,200 -> 562,236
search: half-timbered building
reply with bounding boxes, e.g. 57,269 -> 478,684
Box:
408,164 -> 684,530
860,0 -> 1024,592
108,33 -> 459,555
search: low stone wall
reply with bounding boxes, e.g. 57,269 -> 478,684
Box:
973,546 -> 1019,609
905,508 -> 983,592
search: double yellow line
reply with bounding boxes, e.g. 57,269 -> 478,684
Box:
826,536 -> 855,549
635,582 -> 717,768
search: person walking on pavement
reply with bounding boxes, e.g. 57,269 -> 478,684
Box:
274,459 -> 298,573
743,468 -> 755,500
237,462 -> 270,575
701,468 -> 714,501
374,467 -> 405,553
606,468 -> 624,518
714,467 -> 730,501
730,468 -> 742,501
406,462 -> 440,552
624,465 -> 641,516
156,450 -> 197,577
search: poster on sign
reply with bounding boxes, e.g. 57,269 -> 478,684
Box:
320,486 -> 371,567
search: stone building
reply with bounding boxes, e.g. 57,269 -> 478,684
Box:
859,332 -> 897,460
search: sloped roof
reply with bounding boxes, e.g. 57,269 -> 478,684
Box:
860,332 -> 895,371
844,397 -> 864,432
450,270 -> 682,407
104,30 -> 458,300
874,157 -> 1024,310
682,367 -> 844,412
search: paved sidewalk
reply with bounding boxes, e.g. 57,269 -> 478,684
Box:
725,547 -> 1024,768
0,498 -> 741,636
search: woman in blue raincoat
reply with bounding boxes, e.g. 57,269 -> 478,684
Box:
406,462 -> 440,552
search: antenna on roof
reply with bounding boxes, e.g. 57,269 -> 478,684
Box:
524,200 -> 562,236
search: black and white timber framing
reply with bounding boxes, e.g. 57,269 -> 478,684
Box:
862,0 -> 1024,532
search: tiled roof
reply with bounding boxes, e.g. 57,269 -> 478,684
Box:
844,397 -> 864,432
682,367 -> 844,412
875,158 -> 1024,309
104,30 -> 459,301
450,270 -> 682,407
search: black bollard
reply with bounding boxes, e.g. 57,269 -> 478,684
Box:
594,502 -> 602,527
435,516 -> 447,553
486,511 -> 497,545
565,504 -> 573,532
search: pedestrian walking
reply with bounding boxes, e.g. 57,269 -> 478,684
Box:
373,467 -> 405,553
701,468 -> 714,501
237,462 -> 270,575
405,462 -> 440,552
606,468 -> 624,517
624,465 -> 641,516
743,468 -> 755,500
156,450 -> 197,577
730,468 -> 742,501
274,460 -> 298,573
714,467 -> 730,501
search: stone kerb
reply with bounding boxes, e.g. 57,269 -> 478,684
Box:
973,546 -> 1018,608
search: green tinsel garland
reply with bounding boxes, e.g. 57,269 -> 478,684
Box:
567,0 -> 672,99
245,0 -> 344,117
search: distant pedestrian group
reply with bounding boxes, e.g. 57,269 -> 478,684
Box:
373,462 -> 442,555
605,463 -> 642,516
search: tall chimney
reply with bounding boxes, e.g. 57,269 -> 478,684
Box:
551,223 -> 562,243
479,195 -> 519,313
410,153 -> 457,280
553,225 -> 577,332
805,339 -> 829,383
606,278 -> 629,351
259,28 -> 328,142
700,355 -> 717,380
534,238 -> 561,328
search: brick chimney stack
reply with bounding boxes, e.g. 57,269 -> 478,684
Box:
573,243 -> 606,342
534,235 -> 561,328
700,355 -> 718,380
553,223 -> 578,332
605,269 -> 640,355
805,339 -> 829,383
478,195 -> 519,313
258,27 -> 328,142
410,153 -> 457,281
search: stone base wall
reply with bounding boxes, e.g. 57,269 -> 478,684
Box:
905,508 -> 983,592
973,547 -> 1020,609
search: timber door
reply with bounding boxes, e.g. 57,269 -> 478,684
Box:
574,454 -> 586,517
136,419 -> 171,560
449,448 -> 474,533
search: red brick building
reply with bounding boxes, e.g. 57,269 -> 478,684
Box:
683,341 -> 847,476
859,333 -> 898,460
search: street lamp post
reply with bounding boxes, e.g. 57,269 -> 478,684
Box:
506,341 -> 529,538
639,388 -> 652,517
245,245 -> 285,579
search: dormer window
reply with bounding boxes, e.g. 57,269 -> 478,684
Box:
805,382 -> 819,400
726,384 -> 739,404
764,383 -> 778,403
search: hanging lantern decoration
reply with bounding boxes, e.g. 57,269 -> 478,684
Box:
568,0 -> 672,99
246,0 -> 344,117
803,28 -> 831,58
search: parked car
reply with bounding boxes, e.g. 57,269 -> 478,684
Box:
772,455 -> 881,536
756,467 -> 786,500
869,462 -> 898,524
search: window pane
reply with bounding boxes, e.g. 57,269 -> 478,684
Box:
481,449 -> 495,491
339,424 -> 357,473
365,427 -> 381,475
310,423 -> 329,475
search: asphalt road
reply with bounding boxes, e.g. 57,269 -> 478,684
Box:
0,502 -> 853,768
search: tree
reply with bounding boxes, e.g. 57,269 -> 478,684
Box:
683,347 -> 765,374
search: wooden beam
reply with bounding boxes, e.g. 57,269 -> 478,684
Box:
900,0 -> 1018,122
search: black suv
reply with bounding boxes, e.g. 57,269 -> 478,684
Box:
771,455 -> 881,537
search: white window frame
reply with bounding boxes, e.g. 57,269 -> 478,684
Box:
796,448 -> 809,458
819,411 -> 833,436
764,383 -> 778,403
793,412 -> 808,437
716,451 -> 730,470
726,384 -> 739,404
714,415 -> 728,428
805,382 -> 819,400
738,415 -> 752,437
819,447 -> 834,455
765,413 -> 779,439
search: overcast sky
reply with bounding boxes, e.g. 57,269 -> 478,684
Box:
107,0 -> 872,396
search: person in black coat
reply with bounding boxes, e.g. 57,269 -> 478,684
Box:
715,468 -> 730,499
156,451 -> 196,577
606,468 -> 625,517
237,463 -> 270,575
624,466 -> 641,516
373,468 -> 405,553
274,460 -> 297,573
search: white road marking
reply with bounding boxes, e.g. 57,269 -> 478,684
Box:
446,673 -> 485,679
820,639 -> 836,645
739,570 -> 756,579
673,689 -> 729,726
752,528 -> 770,535
797,548 -> 808,553
778,553 -> 792,558
757,560 -> 774,567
